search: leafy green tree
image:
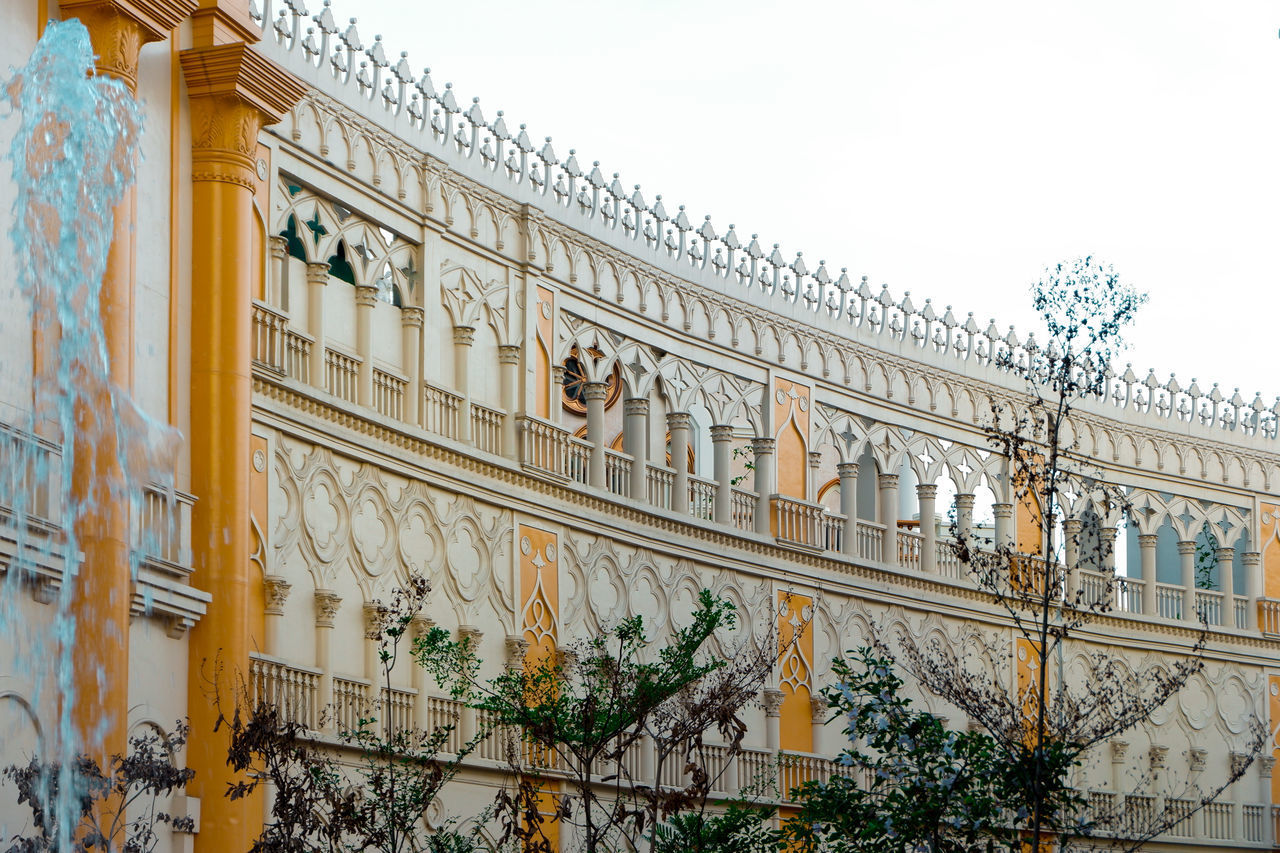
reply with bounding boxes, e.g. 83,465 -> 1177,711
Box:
417,589 -> 787,853
785,648 -> 1019,853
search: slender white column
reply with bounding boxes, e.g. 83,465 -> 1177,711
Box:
710,425 -> 734,525
585,381 -> 609,489
1243,551 -> 1261,631
314,590 -> 342,735
1099,527 -> 1117,573
955,493 -> 975,541
550,364 -> 566,425
263,575 -> 291,657
268,235 -> 288,309
1178,540 -> 1197,623
624,398 -> 650,501
762,688 -> 784,752
305,262 -> 329,391
1063,518 -> 1083,601
410,615 -> 435,734
453,326 -> 474,443
917,484 -> 938,574
838,462 -> 859,558
810,695 -> 828,756
457,626 -> 482,743
752,438 -> 776,536
879,473 -> 899,565
401,307 -> 424,426
1218,547 -> 1236,627
807,451 -> 822,503
1139,534 -> 1158,615
993,503 -> 1014,551
354,284 -> 377,408
498,344 -> 521,458
668,411 -> 691,514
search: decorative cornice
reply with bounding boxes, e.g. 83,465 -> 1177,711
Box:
181,42 -> 307,185
62,0 -> 198,92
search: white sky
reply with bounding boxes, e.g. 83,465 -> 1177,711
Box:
351,1 -> 1280,401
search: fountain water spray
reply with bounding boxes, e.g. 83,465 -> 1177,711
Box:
3,18 -> 180,849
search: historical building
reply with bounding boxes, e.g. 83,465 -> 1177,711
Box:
2,1 -> 1279,850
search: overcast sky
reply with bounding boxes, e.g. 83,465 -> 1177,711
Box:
350,1 -> 1280,401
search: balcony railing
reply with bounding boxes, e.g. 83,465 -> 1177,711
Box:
0,423 -> 62,524
377,685 -> 416,739
936,539 -> 963,579
1196,589 -> 1225,627
604,449 -> 631,497
897,529 -> 923,572
424,384 -> 463,440
134,485 -> 194,567
1115,576 -> 1144,615
646,464 -> 674,509
332,676 -> 370,733
325,348 -> 361,403
283,328 -> 313,384
1233,594 -> 1248,630
688,474 -> 716,520
471,402 -> 505,455
251,300 -> 288,373
1155,582 -> 1184,620
249,654 -> 321,731
1203,800 -> 1232,840
730,488 -> 757,531
566,437 -> 590,486
372,367 -> 406,421
772,495 -> 825,549
856,519 -> 884,563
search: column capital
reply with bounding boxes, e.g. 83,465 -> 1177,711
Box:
268,233 -> 289,260
810,695 -> 829,724
836,461 -> 860,479
354,284 -> 379,308
954,493 -> 975,509
401,305 -> 425,329
180,43 -> 307,188
666,411 -> 692,431
1230,751 -> 1252,777
1137,534 -> 1158,548
409,614 -> 435,640
262,574 -> 291,616
314,590 -> 342,628
1098,526 -> 1117,542
1259,756 -> 1276,778
497,343 -> 521,365
709,424 -> 735,442
1216,546 -> 1236,562
1176,540 -> 1197,556
1189,747 -> 1207,772
62,0 -> 198,92
624,397 -> 650,417
1148,744 -> 1168,769
551,364 -> 567,384
305,262 -> 331,285
808,450 -> 822,469
1063,517 -> 1083,533
363,602 -> 386,636
458,625 -> 484,644
751,437 -> 776,455
916,483 -> 939,500
452,325 -> 476,347
877,473 -> 899,490
504,634 -> 530,666
1109,739 -> 1128,763
1241,550 -> 1261,567
762,687 -> 785,717
583,381 -> 610,402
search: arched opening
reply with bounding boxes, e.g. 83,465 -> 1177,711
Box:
855,446 -> 878,522
326,240 -> 356,285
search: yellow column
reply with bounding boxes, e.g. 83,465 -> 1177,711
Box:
178,42 -> 305,853
59,0 -> 196,768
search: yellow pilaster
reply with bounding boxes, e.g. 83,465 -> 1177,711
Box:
178,42 -> 304,852
59,0 -> 196,770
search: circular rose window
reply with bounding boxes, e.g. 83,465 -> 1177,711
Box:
562,347 -> 621,414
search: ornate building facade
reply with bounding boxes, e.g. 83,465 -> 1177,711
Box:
2,1 -> 1279,850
